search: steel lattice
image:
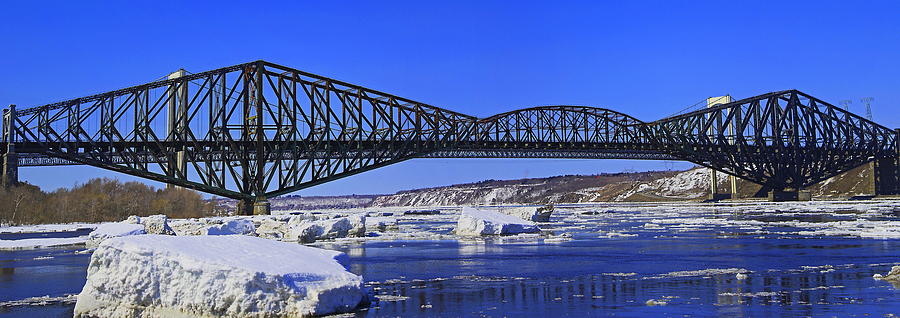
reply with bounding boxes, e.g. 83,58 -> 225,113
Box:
2,61 -> 897,204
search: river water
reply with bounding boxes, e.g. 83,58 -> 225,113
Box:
2,202 -> 900,317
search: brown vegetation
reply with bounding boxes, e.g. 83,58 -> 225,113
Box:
0,178 -> 221,226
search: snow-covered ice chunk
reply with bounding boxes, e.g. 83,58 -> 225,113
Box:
87,223 -> 145,248
500,206 -> 553,222
366,217 -> 398,231
140,215 -> 175,235
74,235 -> 366,318
203,218 -> 256,236
288,215 -> 366,243
874,265 -> 900,282
347,214 -> 366,237
167,219 -> 206,236
255,217 -> 290,240
0,223 -> 96,234
455,207 -> 540,236
0,236 -> 88,250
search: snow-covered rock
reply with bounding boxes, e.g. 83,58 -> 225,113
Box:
455,207 -> 540,236
203,219 -> 256,236
74,235 -> 366,318
87,223 -> 145,248
500,206 -> 553,222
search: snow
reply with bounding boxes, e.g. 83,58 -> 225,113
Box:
615,168 -> 727,200
0,223 -> 96,234
455,207 -> 540,236
203,218 -> 255,235
74,235 -> 366,318
139,215 -> 175,235
499,206 -> 553,222
86,223 -> 146,248
0,236 -> 88,250
287,215 -> 367,243
366,217 -> 398,231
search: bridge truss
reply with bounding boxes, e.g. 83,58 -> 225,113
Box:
3,61 -> 897,213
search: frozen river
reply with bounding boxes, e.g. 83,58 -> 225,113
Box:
2,201 -> 900,317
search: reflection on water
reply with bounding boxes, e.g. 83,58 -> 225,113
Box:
332,234 -> 900,317
359,266 -> 900,317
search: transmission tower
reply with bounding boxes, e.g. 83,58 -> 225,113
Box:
839,99 -> 852,111
860,97 -> 874,120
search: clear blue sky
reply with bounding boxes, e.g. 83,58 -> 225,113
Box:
1,1 -> 899,196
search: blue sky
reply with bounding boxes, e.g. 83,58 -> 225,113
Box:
1,1 -> 899,196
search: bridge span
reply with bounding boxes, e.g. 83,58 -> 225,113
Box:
2,61 -> 897,214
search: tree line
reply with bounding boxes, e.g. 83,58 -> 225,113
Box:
0,178 -> 224,226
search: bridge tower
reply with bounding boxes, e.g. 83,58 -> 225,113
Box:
2,105 -> 17,188
706,96 -> 737,200
166,70 -> 188,191
873,128 -> 900,196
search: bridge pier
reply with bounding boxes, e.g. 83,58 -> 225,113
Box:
166,70 -> 187,191
873,130 -> 900,196
2,105 -> 17,188
235,198 -> 271,216
2,147 -> 17,188
767,189 -> 811,202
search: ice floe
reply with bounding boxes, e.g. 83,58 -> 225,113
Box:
0,236 -> 88,250
498,206 -> 554,222
455,207 -> 540,236
74,235 -> 366,318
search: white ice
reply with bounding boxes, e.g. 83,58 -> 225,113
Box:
74,235 -> 365,318
86,223 -> 146,248
455,207 -> 540,236
0,236 -> 88,250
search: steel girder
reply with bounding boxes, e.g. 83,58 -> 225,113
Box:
646,90 -> 896,190
3,61 -> 896,200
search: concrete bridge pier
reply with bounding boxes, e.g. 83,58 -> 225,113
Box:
2,105 -> 17,188
873,128 -> 900,196
2,146 -> 17,188
767,189 -> 811,202
235,198 -> 271,216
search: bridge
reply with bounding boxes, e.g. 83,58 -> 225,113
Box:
2,60 -> 898,214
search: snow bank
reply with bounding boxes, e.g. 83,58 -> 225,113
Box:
74,235 -> 366,318
86,223 -> 145,248
500,206 -> 553,222
0,236 -> 88,250
455,207 -> 540,236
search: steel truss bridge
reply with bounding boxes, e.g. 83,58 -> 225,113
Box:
2,61 -> 898,213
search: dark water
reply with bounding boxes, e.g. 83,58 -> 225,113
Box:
0,231 -> 92,318
335,237 -> 900,317
2,208 -> 900,317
